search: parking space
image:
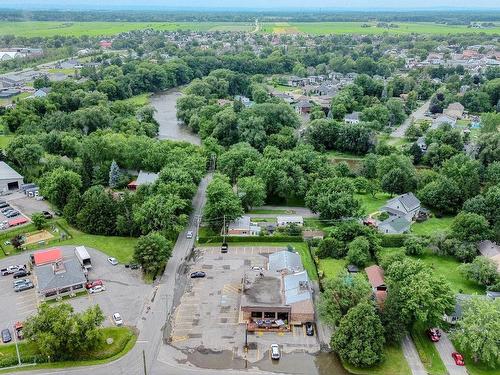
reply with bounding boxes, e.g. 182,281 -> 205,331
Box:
0,245 -> 151,339
5,193 -> 51,217
169,246 -> 320,362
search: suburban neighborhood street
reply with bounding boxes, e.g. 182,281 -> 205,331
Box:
435,331 -> 468,375
391,100 -> 431,138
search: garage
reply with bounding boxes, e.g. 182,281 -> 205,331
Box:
0,162 -> 23,193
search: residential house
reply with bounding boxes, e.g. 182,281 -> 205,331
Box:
382,192 -> 421,222
365,265 -> 387,304
127,170 -> 159,190
277,216 -> 304,227
444,294 -> 474,324
294,100 -> 312,115
416,137 -> 427,152
344,112 -> 361,124
234,95 -> 254,108
227,216 -> 261,236
431,114 -> 457,129
378,216 -> 412,234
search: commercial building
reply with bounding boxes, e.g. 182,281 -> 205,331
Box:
36,258 -> 87,301
241,250 -> 314,330
0,162 -> 24,192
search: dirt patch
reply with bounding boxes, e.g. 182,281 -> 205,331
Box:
24,230 -> 54,245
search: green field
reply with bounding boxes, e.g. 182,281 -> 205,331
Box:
0,21 -> 497,37
261,22 -> 500,35
0,21 -> 254,37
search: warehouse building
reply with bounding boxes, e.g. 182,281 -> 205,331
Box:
0,162 -> 23,192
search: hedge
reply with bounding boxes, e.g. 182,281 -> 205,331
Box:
197,236 -> 303,244
380,234 -> 407,248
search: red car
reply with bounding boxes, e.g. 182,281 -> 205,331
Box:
426,328 -> 441,342
452,352 -> 465,366
86,280 -> 103,289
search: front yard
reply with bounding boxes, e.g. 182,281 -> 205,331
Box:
343,344 -> 411,375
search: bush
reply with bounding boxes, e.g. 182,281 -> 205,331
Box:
380,234 -> 407,247
316,237 -> 346,259
403,236 -> 428,256
347,236 -> 371,267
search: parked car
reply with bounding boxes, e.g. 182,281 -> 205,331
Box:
190,271 -> 206,278
13,278 -> 31,287
251,266 -> 263,271
452,352 -> 465,366
13,269 -> 31,279
1,329 -> 11,343
14,281 -> 34,292
221,242 -> 228,253
6,211 -> 19,218
86,280 -> 103,289
186,230 -> 193,239
0,202 -> 9,209
14,322 -> 23,340
41,211 -> 53,219
1,265 -> 25,276
305,322 -> 314,336
130,264 -> 139,270
112,313 -> 123,326
107,257 -> 118,266
89,285 -> 106,294
270,344 -> 281,360
1,207 -> 12,213
426,328 -> 441,342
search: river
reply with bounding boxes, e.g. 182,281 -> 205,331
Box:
150,89 -> 201,146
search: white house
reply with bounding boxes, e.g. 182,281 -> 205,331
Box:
382,193 -> 421,222
344,112 -> 360,124
277,216 -> 304,227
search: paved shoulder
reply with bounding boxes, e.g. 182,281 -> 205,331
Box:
402,334 -> 427,375
435,331 -> 468,375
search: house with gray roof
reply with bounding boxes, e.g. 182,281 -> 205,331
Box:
0,161 -> 23,192
127,170 -> 159,190
36,258 -> 87,300
268,251 -> 303,274
378,216 -> 412,234
431,114 -> 457,129
382,192 -> 421,222
344,111 -> 361,124
227,216 -> 261,236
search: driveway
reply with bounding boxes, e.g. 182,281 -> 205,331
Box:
435,331 -> 468,375
402,334 -> 427,375
391,100 -> 431,138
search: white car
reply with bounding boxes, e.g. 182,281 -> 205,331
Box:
186,231 -> 193,239
89,285 -> 106,294
107,257 -> 118,266
112,313 -> 123,326
271,344 -> 280,360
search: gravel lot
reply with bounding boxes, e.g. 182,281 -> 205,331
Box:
0,245 -> 151,342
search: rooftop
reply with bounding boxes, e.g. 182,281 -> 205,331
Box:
33,248 -> 62,266
136,170 -> 159,186
37,258 -> 87,293
243,274 -> 282,306
283,271 -> 311,305
365,265 -> 385,288
0,161 -> 23,180
268,250 -> 303,273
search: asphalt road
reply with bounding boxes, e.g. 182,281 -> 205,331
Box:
435,331 -> 468,375
391,100 -> 431,138
401,334 -> 427,375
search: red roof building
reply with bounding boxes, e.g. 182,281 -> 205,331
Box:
33,248 -> 63,266
8,217 -> 29,227
99,40 -> 112,49
365,265 -> 387,305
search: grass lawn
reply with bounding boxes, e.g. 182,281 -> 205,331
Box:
0,135 -> 13,149
317,257 -> 347,280
303,218 -> 329,230
117,93 -> 151,107
355,192 -> 392,215
0,327 -> 135,372
250,218 -> 275,223
199,241 -> 318,280
411,322 -> 447,375
47,68 -> 77,74
343,344 -> 411,375
411,216 -> 454,236
378,248 -> 484,295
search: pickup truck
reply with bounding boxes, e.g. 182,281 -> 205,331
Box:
1,265 -> 25,276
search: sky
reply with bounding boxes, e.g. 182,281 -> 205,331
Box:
2,0 -> 500,10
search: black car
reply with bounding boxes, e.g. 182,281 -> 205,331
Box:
6,211 -> 19,218
1,207 -> 12,213
13,269 -> 31,279
0,202 -> 9,209
190,271 -> 206,278
14,281 -> 34,292
42,211 -> 53,219
221,242 -> 228,253
1,329 -> 11,343
305,322 -> 314,336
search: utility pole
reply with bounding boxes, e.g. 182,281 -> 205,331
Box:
142,350 -> 147,375
196,215 -> 201,242
13,323 -> 21,366
222,215 -> 226,243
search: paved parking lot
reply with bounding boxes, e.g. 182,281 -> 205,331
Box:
169,246 -> 320,362
0,246 -> 151,341
5,193 -> 51,217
